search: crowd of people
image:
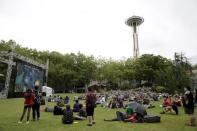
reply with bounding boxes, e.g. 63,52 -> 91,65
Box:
18,84 -> 196,127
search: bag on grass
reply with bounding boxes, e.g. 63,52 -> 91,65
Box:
143,115 -> 161,123
45,107 -> 54,112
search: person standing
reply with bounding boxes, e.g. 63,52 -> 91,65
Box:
32,85 -> 42,121
184,86 -> 196,126
18,89 -> 35,124
195,89 -> 197,106
86,86 -> 97,126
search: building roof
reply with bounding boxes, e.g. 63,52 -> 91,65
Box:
192,69 -> 197,74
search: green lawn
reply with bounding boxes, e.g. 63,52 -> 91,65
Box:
0,94 -> 196,131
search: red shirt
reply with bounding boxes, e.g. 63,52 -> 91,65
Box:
24,92 -> 35,106
163,98 -> 172,107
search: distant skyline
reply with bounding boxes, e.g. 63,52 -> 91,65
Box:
0,0 -> 197,64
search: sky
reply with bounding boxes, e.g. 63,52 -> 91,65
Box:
0,0 -> 197,64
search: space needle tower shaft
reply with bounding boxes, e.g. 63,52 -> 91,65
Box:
125,16 -> 144,59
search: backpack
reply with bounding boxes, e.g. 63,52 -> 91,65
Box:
45,107 -> 54,112
34,91 -> 41,104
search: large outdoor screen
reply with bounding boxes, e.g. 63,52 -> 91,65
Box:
15,62 -> 44,92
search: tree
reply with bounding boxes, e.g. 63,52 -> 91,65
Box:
132,54 -> 170,86
0,40 -> 192,93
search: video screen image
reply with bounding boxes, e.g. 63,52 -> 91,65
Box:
15,62 -> 44,92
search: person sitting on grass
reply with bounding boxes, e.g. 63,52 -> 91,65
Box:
64,96 -> 69,104
53,105 -> 63,115
174,95 -> 182,107
160,95 -> 178,115
117,99 -> 124,108
74,104 -> 87,120
74,95 -> 78,101
128,99 -> 148,122
160,95 -> 173,114
57,97 -> 64,107
108,98 -> 118,109
62,105 -> 73,124
104,104 -> 134,122
73,100 -> 80,112
54,95 -> 60,102
47,95 -> 52,102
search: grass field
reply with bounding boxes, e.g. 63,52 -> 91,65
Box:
0,93 -> 196,131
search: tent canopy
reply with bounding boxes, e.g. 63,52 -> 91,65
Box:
42,86 -> 53,97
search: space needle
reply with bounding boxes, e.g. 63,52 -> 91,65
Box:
125,15 -> 144,59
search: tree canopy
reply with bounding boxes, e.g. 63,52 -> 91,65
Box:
0,40 -> 192,93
